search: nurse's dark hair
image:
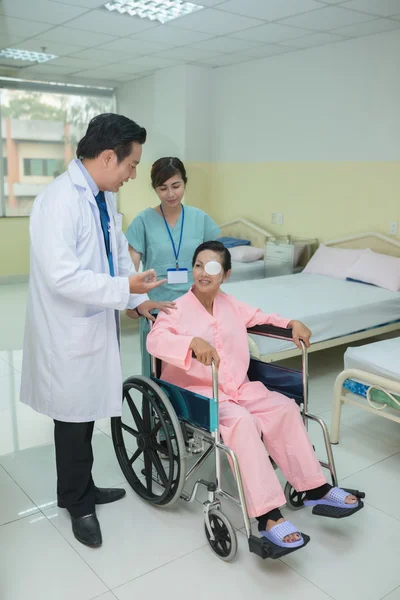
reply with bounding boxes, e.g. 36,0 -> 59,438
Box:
192,241 -> 231,273
76,113 -> 147,162
151,157 -> 187,189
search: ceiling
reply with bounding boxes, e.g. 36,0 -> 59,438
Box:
0,0 -> 400,88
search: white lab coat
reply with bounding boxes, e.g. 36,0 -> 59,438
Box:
20,160 -> 147,422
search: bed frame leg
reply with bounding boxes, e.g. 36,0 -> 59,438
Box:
331,372 -> 346,444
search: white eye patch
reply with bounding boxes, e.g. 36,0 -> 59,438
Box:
204,261 -> 222,275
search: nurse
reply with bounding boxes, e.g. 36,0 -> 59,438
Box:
20,113 -> 174,549
125,157 -> 220,374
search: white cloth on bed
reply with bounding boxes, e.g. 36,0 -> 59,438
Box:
222,273 -> 400,356
344,337 -> 400,381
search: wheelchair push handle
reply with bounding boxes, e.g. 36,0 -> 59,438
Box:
211,359 -> 218,401
190,351 -> 219,400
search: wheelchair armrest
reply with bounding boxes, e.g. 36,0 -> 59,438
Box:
247,324 -> 293,340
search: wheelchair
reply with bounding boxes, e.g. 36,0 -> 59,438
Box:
112,323 -> 362,562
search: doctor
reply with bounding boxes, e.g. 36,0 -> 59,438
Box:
20,113 -> 174,548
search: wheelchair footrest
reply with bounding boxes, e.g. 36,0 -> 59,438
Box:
312,500 -> 364,519
248,533 -> 310,560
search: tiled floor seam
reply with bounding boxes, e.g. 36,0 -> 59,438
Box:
44,509 -> 112,594
381,584 -> 400,600
235,528 -> 337,600
111,541 -> 210,596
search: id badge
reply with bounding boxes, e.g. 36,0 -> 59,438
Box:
167,268 -> 188,284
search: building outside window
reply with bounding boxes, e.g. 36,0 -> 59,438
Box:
1,87 -> 114,217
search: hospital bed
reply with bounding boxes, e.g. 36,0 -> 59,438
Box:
222,232 -> 400,363
219,218 -> 316,283
112,323 -> 364,562
331,336 -> 400,444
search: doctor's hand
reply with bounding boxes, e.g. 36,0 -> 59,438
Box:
190,337 -> 220,368
134,300 -> 177,322
129,270 -> 167,295
287,320 -> 312,349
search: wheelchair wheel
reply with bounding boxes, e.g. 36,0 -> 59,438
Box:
284,482 -> 306,510
205,510 -> 237,562
112,376 -> 187,507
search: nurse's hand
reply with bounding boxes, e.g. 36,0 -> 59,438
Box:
287,320 -> 312,349
190,337 -> 220,368
129,270 -> 167,294
135,300 -> 177,322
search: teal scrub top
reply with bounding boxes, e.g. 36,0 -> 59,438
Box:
125,206 -> 221,302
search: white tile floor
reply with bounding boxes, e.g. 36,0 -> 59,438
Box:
1,282 -> 400,600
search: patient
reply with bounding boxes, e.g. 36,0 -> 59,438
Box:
147,241 -> 362,553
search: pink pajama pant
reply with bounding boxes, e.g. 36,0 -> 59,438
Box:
219,389 -> 326,518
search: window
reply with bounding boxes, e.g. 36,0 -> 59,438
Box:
23,158 -> 64,177
1,85 -> 114,217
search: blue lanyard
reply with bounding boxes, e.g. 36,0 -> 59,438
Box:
160,205 -> 185,269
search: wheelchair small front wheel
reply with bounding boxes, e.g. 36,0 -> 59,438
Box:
284,482 -> 306,510
205,510 -> 237,562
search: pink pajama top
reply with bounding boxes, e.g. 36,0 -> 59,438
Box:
146,289 -> 290,403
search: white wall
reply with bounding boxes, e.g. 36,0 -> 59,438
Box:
212,30 -> 400,162
117,64 -> 211,163
116,65 -> 213,223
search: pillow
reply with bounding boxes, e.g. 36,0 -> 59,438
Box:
347,250 -> 400,292
303,244 -> 366,279
230,245 -> 264,263
218,236 -> 251,248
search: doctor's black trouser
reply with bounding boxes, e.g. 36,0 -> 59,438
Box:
54,420 -> 96,518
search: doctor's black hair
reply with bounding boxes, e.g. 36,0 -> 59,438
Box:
192,241 -> 232,273
76,113 -> 147,162
151,157 -> 187,189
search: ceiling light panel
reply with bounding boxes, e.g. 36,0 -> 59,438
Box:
103,1 -> 204,24
0,48 -> 57,63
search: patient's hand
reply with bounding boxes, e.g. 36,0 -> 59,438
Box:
190,337 -> 220,368
288,320 -> 312,349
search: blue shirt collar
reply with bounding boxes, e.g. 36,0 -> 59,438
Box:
75,159 -> 99,198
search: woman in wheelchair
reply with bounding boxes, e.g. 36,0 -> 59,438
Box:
147,241 -> 362,554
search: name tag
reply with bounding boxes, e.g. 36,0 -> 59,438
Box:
167,268 -> 188,284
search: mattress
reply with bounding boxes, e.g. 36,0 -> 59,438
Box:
343,338 -> 400,409
228,260 -> 265,283
344,337 -> 400,381
222,274 -> 400,356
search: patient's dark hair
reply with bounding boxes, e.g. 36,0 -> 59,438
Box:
192,241 -> 232,273
151,157 -> 187,189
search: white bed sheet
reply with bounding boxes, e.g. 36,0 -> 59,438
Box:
222,274 -> 400,356
344,337 -> 400,381
228,260 -> 265,283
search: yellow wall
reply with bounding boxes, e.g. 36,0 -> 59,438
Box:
2,160 -> 398,278
120,160 -> 400,243
209,161 -> 400,242
0,217 -> 30,276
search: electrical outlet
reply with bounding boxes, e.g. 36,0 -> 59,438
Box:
271,213 -> 277,224
390,221 -> 398,235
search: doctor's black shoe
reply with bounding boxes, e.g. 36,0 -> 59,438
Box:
71,513 -> 102,547
94,487 -> 126,505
